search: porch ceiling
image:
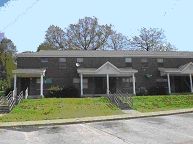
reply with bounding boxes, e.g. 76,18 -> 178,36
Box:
77,61 -> 138,76
12,69 -> 46,77
159,62 -> 193,76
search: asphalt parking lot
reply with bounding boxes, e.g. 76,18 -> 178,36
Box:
1,113 -> 193,144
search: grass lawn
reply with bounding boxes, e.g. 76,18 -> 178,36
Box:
133,95 -> 193,112
0,97 -> 122,122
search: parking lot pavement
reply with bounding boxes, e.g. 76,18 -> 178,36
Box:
1,113 -> 193,144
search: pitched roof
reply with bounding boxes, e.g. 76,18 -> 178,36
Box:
17,50 -> 193,58
159,62 -> 193,75
77,61 -> 137,75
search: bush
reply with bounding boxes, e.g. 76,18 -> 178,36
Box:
0,79 -> 9,91
47,85 -> 80,98
136,87 -> 148,96
148,86 -> 168,95
62,86 -> 80,98
47,86 -> 62,98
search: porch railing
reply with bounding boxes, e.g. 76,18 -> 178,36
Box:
107,89 -> 133,109
16,91 -> 24,104
0,88 -> 27,113
6,91 -> 16,112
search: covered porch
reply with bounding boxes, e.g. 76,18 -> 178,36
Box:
77,62 -> 138,96
159,62 -> 193,94
12,69 -> 46,98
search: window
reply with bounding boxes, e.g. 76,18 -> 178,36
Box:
83,79 -> 88,89
141,58 -> 148,68
157,58 -> 164,63
59,58 -> 67,69
141,58 -> 148,63
41,58 -> 48,63
36,78 -> 40,84
157,58 -> 164,67
59,58 -> 66,63
36,78 -> 52,84
125,58 -> 132,63
73,78 -> 80,83
44,78 -> 53,84
77,58 -> 83,63
122,78 -> 133,83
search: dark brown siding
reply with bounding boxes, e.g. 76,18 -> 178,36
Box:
17,57 -> 193,95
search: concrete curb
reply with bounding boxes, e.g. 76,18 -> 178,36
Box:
0,108 -> 193,128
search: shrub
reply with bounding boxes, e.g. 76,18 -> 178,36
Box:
47,85 -> 80,98
47,86 -> 62,98
137,87 -> 148,96
148,86 -> 168,95
62,86 -> 80,98
0,79 -> 9,91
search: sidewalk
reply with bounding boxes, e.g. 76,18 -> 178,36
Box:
0,108 -> 193,128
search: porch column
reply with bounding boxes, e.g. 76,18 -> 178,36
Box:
106,74 -> 109,95
189,74 -> 193,93
13,74 -> 17,98
167,73 -> 171,94
132,73 -> 136,95
80,73 -> 83,96
40,74 -> 44,98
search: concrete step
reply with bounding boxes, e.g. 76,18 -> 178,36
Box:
0,106 -> 10,113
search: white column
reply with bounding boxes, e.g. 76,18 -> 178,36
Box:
13,74 -> 17,97
40,74 -> 44,97
167,73 -> 171,94
189,74 -> 193,93
80,73 -> 83,96
106,74 -> 109,95
132,73 -> 136,95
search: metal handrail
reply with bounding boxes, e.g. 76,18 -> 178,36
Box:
107,89 -> 133,109
17,91 -> 24,104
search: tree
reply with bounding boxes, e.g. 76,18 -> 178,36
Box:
128,27 -> 176,51
37,42 -> 55,52
65,17 -> 113,50
0,38 -> 16,90
107,31 -> 130,50
0,38 -> 17,55
44,17 -> 113,50
45,25 -> 65,49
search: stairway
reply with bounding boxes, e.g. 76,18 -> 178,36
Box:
0,97 -> 11,113
107,90 -> 133,110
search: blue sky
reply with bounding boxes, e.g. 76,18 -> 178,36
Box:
0,0 -> 9,7
0,0 -> 192,52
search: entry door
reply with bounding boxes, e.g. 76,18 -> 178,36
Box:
94,77 -> 106,94
20,78 -> 30,94
109,77 -> 117,94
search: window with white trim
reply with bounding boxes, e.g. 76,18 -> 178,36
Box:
141,58 -> 148,63
83,79 -> 88,89
125,58 -> 132,63
41,58 -> 48,63
157,58 -> 164,63
77,58 -> 83,63
59,58 -> 66,63
73,78 -> 80,83
59,58 -> 67,69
